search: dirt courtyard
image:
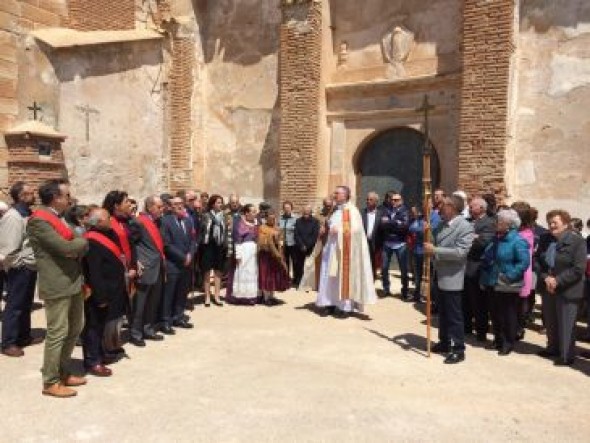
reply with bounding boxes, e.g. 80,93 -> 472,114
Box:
1,279 -> 589,442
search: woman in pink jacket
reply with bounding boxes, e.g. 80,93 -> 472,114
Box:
512,201 -> 534,341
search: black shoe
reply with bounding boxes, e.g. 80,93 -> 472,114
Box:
516,329 -> 525,341
144,333 -> 164,341
319,306 -> 335,317
129,337 -> 146,347
476,334 -> 487,343
498,346 -> 513,356
537,349 -> 558,359
204,302 -> 211,307
173,320 -> 194,329
554,358 -> 574,367
213,300 -> 224,307
333,310 -> 350,319
486,339 -> 503,350
444,352 -> 465,364
432,342 -> 449,354
161,326 -> 176,335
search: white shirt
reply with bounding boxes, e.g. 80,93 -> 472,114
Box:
366,209 -> 377,239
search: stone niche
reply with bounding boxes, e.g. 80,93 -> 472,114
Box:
323,73 -> 461,204
4,121 -> 68,189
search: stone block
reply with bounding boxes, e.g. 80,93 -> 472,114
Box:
0,59 -> 17,80
0,0 -> 21,17
0,97 -> 18,115
0,78 -> 17,98
21,3 -> 60,27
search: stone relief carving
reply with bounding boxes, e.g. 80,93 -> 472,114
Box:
338,41 -> 349,66
381,25 -> 414,79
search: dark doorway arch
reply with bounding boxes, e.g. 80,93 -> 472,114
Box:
355,127 -> 440,208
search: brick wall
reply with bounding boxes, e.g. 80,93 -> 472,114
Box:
278,0 -> 321,209
6,136 -> 67,189
67,0 -> 135,31
0,1 -> 66,195
457,0 -> 514,198
167,37 -> 194,192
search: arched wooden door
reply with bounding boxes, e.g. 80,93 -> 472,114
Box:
356,127 -> 440,208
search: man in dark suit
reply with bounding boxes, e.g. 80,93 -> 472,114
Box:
128,195 -> 166,345
464,197 -> 496,341
361,191 -> 383,280
294,205 -> 320,287
424,195 -> 474,364
82,208 -> 127,376
161,196 -> 196,332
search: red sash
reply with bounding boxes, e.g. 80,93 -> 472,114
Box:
110,216 -> 132,266
341,207 -> 351,300
138,214 -> 165,259
31,209 -> 74,240
84,231 -> 125,266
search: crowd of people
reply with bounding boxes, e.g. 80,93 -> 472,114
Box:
0,179 -> 588,398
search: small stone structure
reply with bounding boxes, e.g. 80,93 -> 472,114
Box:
4,121 -> 68,188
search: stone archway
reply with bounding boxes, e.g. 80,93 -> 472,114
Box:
354,127 -> 440,208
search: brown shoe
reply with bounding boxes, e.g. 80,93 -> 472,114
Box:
86,364 -> 112,377
62,375 -> 87,387
42,383 -> 77,398
2,345 -> 24,357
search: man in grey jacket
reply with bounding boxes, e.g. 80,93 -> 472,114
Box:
0,182 -> 40,357
424,195 -> 474,364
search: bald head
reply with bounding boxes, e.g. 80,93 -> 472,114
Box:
88,208 -> 111,231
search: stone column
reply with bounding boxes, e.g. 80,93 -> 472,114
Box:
458,0 -> 515,198
278,0 -> 322,209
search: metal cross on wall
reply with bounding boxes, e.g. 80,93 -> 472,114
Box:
76,104 -> 99,142
28,101 -> 42,121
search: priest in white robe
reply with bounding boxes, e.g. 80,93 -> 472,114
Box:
316,186 -> 377,317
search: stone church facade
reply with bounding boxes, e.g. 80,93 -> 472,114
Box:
0,0 -> 588,217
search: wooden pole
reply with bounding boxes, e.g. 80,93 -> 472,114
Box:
417,94 -> 434,358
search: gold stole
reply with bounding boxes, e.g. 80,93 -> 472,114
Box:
341,207 -> 351,300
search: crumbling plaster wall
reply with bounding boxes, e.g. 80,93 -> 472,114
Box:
55,41 -> 166,204
510,0 -> 590,219
196,0 -> 282,205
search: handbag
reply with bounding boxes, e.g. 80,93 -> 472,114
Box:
494,273 -> 524,293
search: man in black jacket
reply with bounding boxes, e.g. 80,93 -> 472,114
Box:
82,208 -> 127,377
161,197 -> 196,332
361,191 -> 383,280
378,191 -> 410,298
294,205 -> 320,287
464,197 -> 496,340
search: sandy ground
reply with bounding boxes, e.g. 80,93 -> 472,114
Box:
1,277 -> 590,443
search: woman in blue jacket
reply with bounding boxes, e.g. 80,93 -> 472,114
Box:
480,209 -> 530,355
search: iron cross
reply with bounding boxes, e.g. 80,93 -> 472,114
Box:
28,101 -> 42,121
416,94 -> 435,155
76,104 -> 99,142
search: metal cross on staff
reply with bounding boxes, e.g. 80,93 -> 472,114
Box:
76,104 -> 99,142
28,101 -> 42,121
416,94 -> 435,357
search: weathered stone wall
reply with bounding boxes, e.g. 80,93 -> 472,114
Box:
509,0 -> 590,219
199,0 -> 281,204
55,41 -> 166,204
457,0 -> 514,198
0,0 -> 67,198
67,0 -> 135,31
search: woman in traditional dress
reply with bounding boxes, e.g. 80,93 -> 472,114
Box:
258,210 -> 290,305
227,204 -> 259,305
200,195 -> 226,307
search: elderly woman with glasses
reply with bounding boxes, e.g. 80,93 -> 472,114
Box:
537,210 -> 587,366
480,208 -> 530,356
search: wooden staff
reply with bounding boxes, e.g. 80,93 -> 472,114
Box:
417,95 -> 435,357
